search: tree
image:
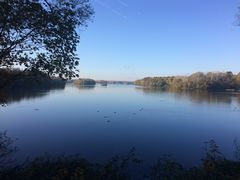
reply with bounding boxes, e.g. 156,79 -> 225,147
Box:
188,72 -> 207,89
135,72 -> 240,91
0,0 -> 94,79
235,73 -> 240,88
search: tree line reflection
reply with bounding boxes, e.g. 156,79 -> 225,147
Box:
0,83 -> 65,106
136,86 -> 240,105
1,85 -> 240,107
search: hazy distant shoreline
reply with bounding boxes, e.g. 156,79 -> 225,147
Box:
1,69 -> 240,92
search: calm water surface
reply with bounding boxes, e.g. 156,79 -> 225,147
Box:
1,84 -> 240,167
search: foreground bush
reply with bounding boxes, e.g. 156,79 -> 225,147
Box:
1,132 -> 240,180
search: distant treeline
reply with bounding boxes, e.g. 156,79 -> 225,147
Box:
96,80 -> 133,85
74,79 -> 133,86
135,72 -> 240,91
74,78 -> 96,86
0,69 -> 65,89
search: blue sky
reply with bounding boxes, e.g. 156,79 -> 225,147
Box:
77,0 -> 240,81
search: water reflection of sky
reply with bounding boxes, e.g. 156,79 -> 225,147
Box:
0,84 -> 240,167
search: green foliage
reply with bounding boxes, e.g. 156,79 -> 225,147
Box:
135,72 -> 240,91
0,0 -> 94,79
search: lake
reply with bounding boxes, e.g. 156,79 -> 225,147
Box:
0,84 -> 240,168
